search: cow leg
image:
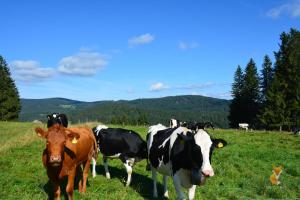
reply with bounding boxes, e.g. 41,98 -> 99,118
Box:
82,159 -> 91,193
103,156 -> 111,179
76,165 -> 83,193
163,175 -> 169,198
92,157 -> 97,178
188,185 -> 196,200
151,169 -> 158,198
172,173 -> 185,200
123,159 -> 133,186
53,182 -> 61,200
66,167 -> 76,200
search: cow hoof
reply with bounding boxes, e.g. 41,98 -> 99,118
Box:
92,173 -> 96,178
106,173 -> 111,179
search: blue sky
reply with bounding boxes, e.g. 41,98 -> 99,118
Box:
1,0 -> 299,101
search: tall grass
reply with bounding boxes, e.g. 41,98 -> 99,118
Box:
0,122 -> 299,199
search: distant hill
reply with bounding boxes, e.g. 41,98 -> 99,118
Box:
20,95 -> 231,128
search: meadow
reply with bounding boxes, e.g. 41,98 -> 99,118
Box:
0,122 -> 299,200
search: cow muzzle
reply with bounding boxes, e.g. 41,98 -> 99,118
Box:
202,169 -> 214,177
49,155 -> 62,166
191,169 -> 207,186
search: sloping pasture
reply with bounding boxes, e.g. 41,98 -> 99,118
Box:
0,122 -> 299,199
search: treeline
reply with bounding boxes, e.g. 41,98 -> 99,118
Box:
229,28 -> 300,131
66,97 -> 230,128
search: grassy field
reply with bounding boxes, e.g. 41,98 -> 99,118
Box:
0,122 -> 299,200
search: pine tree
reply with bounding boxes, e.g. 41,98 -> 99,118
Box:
0,55 -> 21,120
259,76 -> 287,130
228,65 -> 244,128
273,28 -> 300,129
241,58 -> 260,127
260,55 -> 274,102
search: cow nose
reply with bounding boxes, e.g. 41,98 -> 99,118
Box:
202,169 -> 214,177
50,155 -> 62,162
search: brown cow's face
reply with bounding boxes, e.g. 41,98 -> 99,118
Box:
46,129 -> 66,166
35,125 -> 80,167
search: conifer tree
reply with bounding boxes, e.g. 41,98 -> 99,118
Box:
242,58 -> 260,127
260,55 -> 274,102
273,28 -> 300,129
259,76 -> 287,130
228,65 -> 244,128
0,55 -> 21,120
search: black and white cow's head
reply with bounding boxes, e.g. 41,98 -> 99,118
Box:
172,129 -> 226,185
169,118 -> 187,128
47,113 -> 68,128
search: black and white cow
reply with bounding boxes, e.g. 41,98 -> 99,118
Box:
147,124 -> 227,200
92,125 -> 148,186
47,113 -> 68,128
186,121 -> 215,131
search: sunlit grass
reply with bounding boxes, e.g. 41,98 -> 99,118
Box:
0,122 -> 299,199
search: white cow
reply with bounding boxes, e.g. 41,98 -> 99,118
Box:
239,123 -> 249,131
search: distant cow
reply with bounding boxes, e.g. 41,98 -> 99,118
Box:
238,123 -> 249,131
147,124 -> 227,199
35,124 -> 97,200
92,125 -> 147,186
186,121 -> 215,131
47,113 -> 68,128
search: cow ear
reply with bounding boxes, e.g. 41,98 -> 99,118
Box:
47,115 -> 51,120
35,127 -> 47,138
66,131 -> 80,144
212,139 -> 227,148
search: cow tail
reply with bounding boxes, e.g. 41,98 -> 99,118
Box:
92,133 -> 98,160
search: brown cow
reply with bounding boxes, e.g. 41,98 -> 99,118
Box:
35,124 -> 97,200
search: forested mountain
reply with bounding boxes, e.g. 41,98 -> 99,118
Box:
20,95 -> 230,128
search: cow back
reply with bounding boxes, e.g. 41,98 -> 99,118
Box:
98,128 -> 146,159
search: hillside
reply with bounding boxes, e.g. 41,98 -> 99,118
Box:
20,95 -> 230,128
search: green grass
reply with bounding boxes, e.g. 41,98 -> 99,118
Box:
0,122 -> 299,199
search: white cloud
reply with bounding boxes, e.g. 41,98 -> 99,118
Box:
10,60 -> 54,81
128,33 -> 155,47
175,82 -> 214,90
266,0 -> 300,18
149,82 -> 214,92
58,51 -> 108,76
179,41 -> 199,50
149,82 -> 170,92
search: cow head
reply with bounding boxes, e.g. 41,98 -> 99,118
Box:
175,130 -> 227,185
47,113 -> 68,128
35,124 -> 80,167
